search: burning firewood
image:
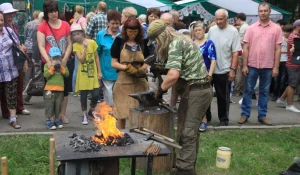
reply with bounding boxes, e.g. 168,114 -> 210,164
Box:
92,102 -> 134,146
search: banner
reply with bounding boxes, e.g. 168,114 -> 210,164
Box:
178,3 -> 215,22
178,3 -> 235,24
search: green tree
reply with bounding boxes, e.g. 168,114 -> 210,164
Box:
263,0 -> 299,22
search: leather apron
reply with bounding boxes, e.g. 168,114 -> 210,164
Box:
113,44 -> 149,119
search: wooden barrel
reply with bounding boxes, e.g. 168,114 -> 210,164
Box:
129,107 -> 174,173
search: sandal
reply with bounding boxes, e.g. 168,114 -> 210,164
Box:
10,121 -> 21,129
60,116 -> 69,124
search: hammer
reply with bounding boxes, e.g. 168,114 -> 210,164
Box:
144,133 -> 182,150
129,128 -> 165,140
139,127 -> 174,143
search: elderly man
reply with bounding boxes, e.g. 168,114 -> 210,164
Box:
169,10 -> 179,24
160,13 -> 174,27
208,9 -> 241,126
121,7 -> 137,24
86,1 -> 107,40
239,2 -> 282,125
138,14 -> 148,39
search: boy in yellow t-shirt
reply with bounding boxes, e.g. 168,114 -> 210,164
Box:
71,24 -> 102,125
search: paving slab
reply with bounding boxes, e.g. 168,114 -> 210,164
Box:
0,95 -> 299,133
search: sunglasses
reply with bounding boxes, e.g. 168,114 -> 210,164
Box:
126,29 -> 139,35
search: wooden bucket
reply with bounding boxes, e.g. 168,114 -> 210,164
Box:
129,107 -> 174,173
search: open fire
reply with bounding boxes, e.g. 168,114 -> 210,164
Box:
91,102 -> 134,146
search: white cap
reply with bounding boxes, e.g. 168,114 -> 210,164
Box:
0,3 -> 18,14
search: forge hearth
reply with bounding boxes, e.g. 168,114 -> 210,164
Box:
54,130 -> 171,175
69,132 -> 134,153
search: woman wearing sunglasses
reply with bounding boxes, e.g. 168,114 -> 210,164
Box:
111,18 -> 149,129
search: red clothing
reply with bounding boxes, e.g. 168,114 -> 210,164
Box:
243,20 -> 282,69
37,20 -> 71,63
286,32 -> 300,68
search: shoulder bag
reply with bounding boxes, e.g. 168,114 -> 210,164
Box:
291,38 -> 300,65
5,26 -> 27,68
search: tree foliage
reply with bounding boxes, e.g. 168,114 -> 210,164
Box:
263,0 -> 300,22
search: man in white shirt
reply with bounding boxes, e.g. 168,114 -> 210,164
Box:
234,13 -> 249,96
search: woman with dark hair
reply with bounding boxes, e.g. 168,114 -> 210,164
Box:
146,8 -> 160,25
0,11 -> 21,129
111,18 -> 148,129
37,0 -> 72,124
96,10 -> 121,107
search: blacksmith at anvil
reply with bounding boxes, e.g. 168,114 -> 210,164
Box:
147,19 -> 213,175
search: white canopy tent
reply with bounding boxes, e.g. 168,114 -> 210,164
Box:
207,0 -> 282,24
125,0 -> 173,11
174,0 -> 284,24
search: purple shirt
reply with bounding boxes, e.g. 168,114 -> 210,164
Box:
0,27 -> 19,82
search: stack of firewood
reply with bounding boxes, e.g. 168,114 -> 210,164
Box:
144,141 -> 161,156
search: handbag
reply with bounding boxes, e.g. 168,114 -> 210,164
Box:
5,26 -> 27,68
291,38 -> 300,65
27,66 -> 45,96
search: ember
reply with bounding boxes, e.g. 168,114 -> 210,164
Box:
92,102 -> 134,146
93,133 -> 134,146
69,133 -> 102,152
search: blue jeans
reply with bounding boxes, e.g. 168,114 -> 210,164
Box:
241,66 -> 272,119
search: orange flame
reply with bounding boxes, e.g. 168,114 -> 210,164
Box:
92,102 -> 123,145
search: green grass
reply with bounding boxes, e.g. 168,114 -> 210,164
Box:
0,128 -> 300,175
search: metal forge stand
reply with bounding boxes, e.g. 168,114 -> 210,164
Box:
53,130 -> 171,175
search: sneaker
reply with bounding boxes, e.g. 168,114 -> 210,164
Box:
88,110 -> 95,119
54,119 -> 63,129
46,120 -> 56,130
23,100 -> 32,105
82,115 -> 88,125
276,98 -> 286,106
286,105 -> 300,113
238,98 -> 243,105
199,122 -> 207,132
21,109 -> 30,115
230,100 -> 236,104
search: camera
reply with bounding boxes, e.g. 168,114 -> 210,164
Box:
54,63 -> 61,74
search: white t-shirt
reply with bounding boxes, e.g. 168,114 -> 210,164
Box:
281,36 -> 288,62
239,22 -> 249,44
208,25 -> 242,74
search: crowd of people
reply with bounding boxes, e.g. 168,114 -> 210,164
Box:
0,0 -> 299,174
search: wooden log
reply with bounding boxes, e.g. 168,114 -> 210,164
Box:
1,157 -> 8,175
129,107 -> 174,174
49,138 -> 55,175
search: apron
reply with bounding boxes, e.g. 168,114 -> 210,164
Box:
113,44 -> 149,119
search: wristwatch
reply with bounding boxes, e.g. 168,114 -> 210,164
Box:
230,67 -> 237,72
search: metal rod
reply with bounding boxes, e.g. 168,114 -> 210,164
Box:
146,156 -> 153,175
131,157 -> 136,175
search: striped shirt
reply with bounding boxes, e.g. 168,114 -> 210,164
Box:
85,12 -> 107,40
286,32 -> 300,68
0,27 -> 19,82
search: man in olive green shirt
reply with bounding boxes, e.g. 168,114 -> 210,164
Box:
148,19 -> 213,175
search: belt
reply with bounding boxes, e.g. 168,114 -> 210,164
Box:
190,82 -> 211,91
